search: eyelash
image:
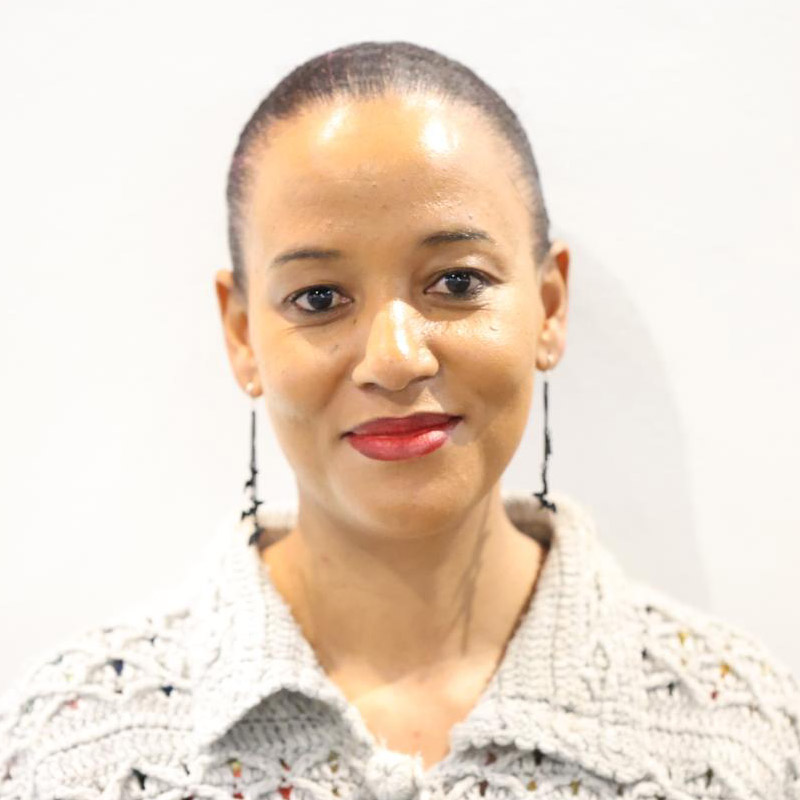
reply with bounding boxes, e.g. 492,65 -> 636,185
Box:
286,268 -> 491,316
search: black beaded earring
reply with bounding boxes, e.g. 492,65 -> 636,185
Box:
533,352 -> 557,513
242,380 -> 266,547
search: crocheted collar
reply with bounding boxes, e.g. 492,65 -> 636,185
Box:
185,489 -> 650,783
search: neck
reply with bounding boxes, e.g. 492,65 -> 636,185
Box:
259,484 -> 547,692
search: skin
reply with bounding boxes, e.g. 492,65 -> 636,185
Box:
215,91 -> 570,769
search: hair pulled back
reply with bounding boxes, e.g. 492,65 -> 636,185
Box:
226,40 -> 551,297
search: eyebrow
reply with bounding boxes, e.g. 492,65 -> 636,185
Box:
268,226 -> 497,269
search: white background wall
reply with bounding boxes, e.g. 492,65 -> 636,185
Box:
1,0 -> 797,689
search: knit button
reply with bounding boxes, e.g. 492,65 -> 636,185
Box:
364,747 -> 424,800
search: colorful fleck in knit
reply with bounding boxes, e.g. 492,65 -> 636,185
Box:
1,489 -> 799,800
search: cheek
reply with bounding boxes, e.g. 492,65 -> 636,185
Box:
442,306 -> 538,470
259,339 -> 339,424
448,305 -> 537,408
249,310 -> 343,465
258,338 -> 344,487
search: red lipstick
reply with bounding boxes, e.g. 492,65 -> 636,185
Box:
344,413 -> 462,461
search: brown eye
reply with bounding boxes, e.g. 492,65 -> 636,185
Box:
286,268 -> 491,317
427,269 -> 490,299
288,285 -> 350,315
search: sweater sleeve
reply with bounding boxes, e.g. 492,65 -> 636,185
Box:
0,635 -> 100,800
0,609 -> 193,800
629,577 -> 800,798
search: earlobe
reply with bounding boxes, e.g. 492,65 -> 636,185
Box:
538,241 -> 569,367
537,327 -> 557,371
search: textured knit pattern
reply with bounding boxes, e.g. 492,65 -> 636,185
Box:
1,489 -> 799,800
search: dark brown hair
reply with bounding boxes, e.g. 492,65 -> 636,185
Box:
226,40 -> 552,297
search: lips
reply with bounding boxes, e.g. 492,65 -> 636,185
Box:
346,413 -> 461,436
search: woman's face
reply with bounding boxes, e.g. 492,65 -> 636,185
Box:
216,92 -> 569,538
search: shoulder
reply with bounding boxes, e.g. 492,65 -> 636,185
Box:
0,603 -> 195,800
625,576 -> 800,797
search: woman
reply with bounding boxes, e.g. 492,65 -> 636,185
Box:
1,40 -> 798,800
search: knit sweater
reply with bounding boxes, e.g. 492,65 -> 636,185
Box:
2,489 -> 799,800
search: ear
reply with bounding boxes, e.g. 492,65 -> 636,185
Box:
537,239 -> 570,370
214,269 -> 260,395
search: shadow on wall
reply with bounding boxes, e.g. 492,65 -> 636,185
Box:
505,231 -> 709,610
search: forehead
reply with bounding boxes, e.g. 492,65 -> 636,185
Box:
242,93 -> 531,246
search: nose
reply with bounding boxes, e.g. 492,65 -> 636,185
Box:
350,299 -> 439,391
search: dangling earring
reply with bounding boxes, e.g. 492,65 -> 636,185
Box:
533,352 -> 557,513
242,380 -> 265,547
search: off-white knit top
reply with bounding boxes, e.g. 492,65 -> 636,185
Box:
1,489 -> 799,800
